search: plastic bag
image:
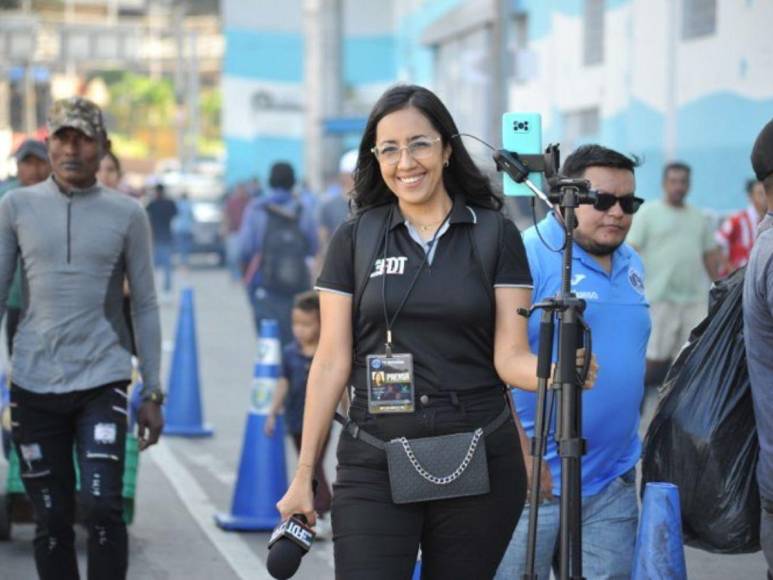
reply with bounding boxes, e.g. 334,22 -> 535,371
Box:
641,267 -> 760,553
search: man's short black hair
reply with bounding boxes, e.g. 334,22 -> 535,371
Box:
561,144 -> 640,179
663,161 -> 691,180
764,174 -> 773,195
293,290 -> 319,314
269,162 -> 296,191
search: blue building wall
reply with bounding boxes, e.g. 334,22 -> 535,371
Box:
222,26 -> 305,186
394,0 -> 463,85
222,0 -> 771,208
508,1 -> 770,210
344,36 -> 397,85
676,93 -> 773,210
222,2 -> 399,186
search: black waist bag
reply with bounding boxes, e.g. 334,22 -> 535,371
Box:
335,406 -> 510,504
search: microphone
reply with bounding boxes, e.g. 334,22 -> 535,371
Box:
266,515 -> 316,579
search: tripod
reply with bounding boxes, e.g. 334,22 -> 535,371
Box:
494,150 -> 595,580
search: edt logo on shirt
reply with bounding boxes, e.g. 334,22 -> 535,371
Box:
370,257 -> 408,278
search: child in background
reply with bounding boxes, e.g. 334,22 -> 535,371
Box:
265,291 -> 333,535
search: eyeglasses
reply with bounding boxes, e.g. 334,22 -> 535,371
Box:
593,193 -> 644,215
370,137 -> 442,166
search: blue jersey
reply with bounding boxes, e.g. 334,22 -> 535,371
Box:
514,213 -> 651,496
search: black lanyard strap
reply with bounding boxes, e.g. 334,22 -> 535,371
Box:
381,204 -> 452,354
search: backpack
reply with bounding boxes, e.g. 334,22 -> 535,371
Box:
260,202 -> 311,294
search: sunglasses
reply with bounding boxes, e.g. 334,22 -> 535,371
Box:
593,193 -> 644,214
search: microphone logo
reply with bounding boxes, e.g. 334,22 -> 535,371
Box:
268,516 -> 315,552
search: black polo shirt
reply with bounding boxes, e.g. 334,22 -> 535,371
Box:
316,194 -> 532,397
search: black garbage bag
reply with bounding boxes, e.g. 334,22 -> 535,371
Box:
641,267 -> 760,553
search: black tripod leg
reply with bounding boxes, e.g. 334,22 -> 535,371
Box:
571,391 -> 583,579
523,308 -> 556,580
557,307 -> 584,580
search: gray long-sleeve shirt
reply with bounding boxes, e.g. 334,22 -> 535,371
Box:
0,176 -> 161,394
745,212 -> 773,498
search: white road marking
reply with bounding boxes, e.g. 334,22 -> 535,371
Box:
149,440 -> 272,580
186,452 -> 238,486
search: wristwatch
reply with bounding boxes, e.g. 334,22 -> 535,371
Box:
141,388 -> 165,405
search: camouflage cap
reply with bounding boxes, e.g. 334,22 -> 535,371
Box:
47,96 -> 106,140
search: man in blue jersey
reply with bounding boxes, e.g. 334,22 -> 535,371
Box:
496,145 -> 651,579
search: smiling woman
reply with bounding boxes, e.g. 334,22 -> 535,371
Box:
351,85 -> 502,219
275,85 -> 553,580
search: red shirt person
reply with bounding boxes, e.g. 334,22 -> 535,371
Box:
716,179 -> 768,275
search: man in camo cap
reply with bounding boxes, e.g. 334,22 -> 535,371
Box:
0,96 -> 163,579
48,95 -> 106,138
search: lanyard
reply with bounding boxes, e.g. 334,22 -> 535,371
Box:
381,204 -> 452,355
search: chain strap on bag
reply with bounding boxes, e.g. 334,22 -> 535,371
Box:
395,427 -> 483,485
335,405 -> 511,504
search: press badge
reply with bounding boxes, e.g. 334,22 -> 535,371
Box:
366,353 -> 415,414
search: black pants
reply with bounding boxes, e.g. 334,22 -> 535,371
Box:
251,287 -> 294,346
332,390 -> 527,580
10,382 -> 130,580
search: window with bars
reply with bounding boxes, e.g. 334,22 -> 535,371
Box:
682,0 -> 717,39
584,0 -> 605,66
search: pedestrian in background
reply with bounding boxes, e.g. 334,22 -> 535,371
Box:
744,119 -> 773,578
223,183 -> 251,281
98,149 -> 138,354
97,149 -> 122,190
174,192 -> 195,270
1,140 -> 51,355
277,84 -> 597,579
146,183 -> 178,297
628,162 -> 721,386
264,291 -> 333,538
0,96 -> 164,580
497,145 -> 650,579
316,149 -> 356,272
716,178 -> 768,275
239,162 -> 318,345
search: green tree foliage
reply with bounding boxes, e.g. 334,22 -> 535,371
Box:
199,87 -> 221,141
107,72 -> 176,136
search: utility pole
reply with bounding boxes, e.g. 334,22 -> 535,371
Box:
304,0 -> 342,194
664,0 -> 679,161
174,1 -> 187,171
187,28 -> 200,168
490,0 -> 510,146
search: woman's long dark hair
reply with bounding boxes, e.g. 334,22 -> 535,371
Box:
351,84 -> 502,212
